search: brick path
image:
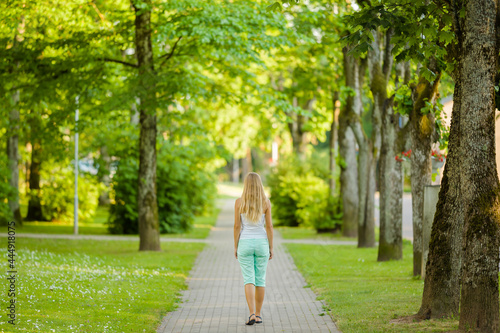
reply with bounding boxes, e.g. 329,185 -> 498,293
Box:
157,199 -> 341,333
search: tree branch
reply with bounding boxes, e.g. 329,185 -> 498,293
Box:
158,36 -> 183,65
99,57 -> 138,68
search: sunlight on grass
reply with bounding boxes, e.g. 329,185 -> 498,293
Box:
284,242 -> 459,333
0,237 -> 204,333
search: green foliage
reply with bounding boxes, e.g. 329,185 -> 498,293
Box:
267,154 -> 342,230
0,155 -> 14,225
38,162 -> 103,222
393,84 -> 413,116
432,99 -> 449,151
108,141 -> 217,234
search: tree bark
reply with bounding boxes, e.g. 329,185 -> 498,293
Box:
458,0 -> 499,330
134,0 -> 161,251
377,61 -> 409,261
26,111 -> 46,222
339,47 -> 361,238
329,91 -> 339,197
410,59 -> 442,276
357,28 -> 392,248
287,96 -> 313,159
378,98 -> 404,261
418,69 -> 463,319
7,90 -> 22,225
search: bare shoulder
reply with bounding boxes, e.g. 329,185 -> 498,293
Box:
235,197 -> 241,207
265,198 -> 271,213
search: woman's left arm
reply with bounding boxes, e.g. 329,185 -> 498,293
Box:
234,199 -> 242,259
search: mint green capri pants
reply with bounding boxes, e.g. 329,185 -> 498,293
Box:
237,238 -> 270,287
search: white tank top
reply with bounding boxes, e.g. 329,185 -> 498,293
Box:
239,213 -> 267,239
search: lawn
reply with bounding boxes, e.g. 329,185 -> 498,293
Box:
275,226 -> 358,242
276,225 -> 381,243
284,241 -> 459,333
0,237 -> 205,333
14,206 -> 220,239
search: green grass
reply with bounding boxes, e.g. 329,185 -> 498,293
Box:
275,226 -> 357,242
14,206 -> 220,239
284,242 -> 459,332
0,237 -> 205,332
276,225 -> 381,243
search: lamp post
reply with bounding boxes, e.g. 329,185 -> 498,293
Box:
74,96 -> 79,235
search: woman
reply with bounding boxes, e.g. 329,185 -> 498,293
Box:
234,172 -> 274,326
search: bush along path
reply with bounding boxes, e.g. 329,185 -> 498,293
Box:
157,198 -> 340,333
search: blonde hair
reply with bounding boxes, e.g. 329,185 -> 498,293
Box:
239,172 -> 268,224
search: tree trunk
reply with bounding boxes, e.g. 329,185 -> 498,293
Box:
378,99 -> 403,261
410,59 -> 442,276
98,145 -> 111,206
7,90 -> 22,225
288,97 -> 312,159
232,158 -> 239,183
377,61 -> 409,261
358,28 -> 392,248
241,148 -> 252,180
458,0 -> 499,330
246,148 -> 253,174
134,0 -> 161,251
418,74 -> 463,319
329,91 -> 339,197
26,111 -> 45,222
339,47 -> 361,238
358,142 -> 376,247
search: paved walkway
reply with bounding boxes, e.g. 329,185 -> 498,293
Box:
157,199 -> 341,333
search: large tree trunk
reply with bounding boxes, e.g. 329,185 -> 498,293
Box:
134,0 -> 161,251
418,72 -> 463,319
410,59 -> 442,276
458,0 -> 499,330
339,47 -> 360,238
7,90 -> 22,225
378,100 -> 403,261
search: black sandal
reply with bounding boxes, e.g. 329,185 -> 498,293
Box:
245,313 -> 256,325
255,315 -> 263,324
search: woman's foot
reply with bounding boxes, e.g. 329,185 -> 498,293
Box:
245,313 -> 256,325
255,315 -> 262,323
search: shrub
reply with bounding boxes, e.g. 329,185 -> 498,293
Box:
108,141 -> 217,234
39,162 -> 102,222
267,154 -> 342,231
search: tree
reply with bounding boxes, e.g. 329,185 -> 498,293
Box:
132,0 -> 161,251
457,0 -> 499,329
342,0 -> 500,325
409,58 -> 442,274
377,60 -> 410,261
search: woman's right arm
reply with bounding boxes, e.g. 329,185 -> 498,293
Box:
265,199 -> 274,260
234,198 -> 242,259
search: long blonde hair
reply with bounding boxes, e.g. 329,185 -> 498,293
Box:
239,172 -> 268,224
